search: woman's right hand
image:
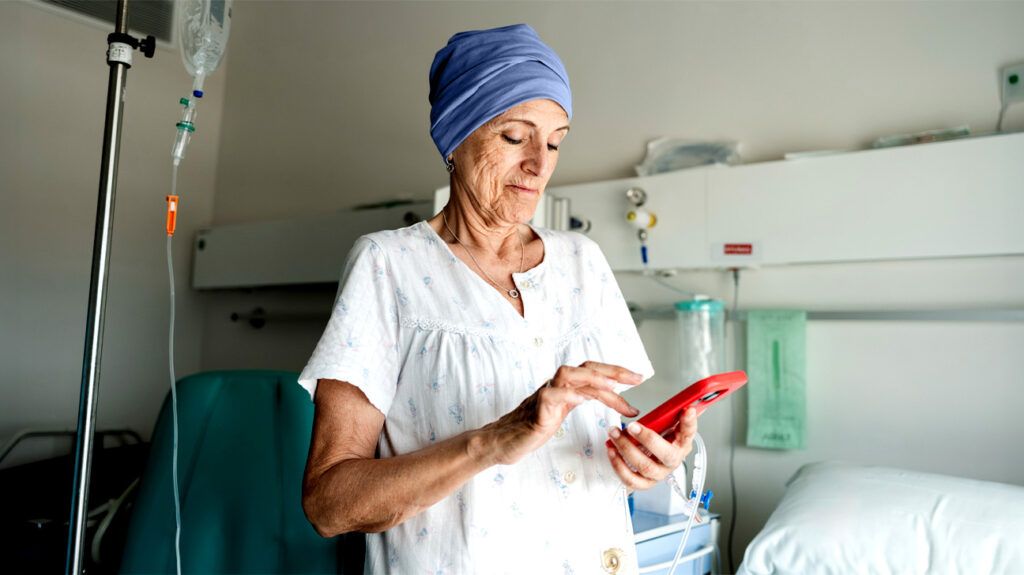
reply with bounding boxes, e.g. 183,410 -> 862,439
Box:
478,361 -> 642,466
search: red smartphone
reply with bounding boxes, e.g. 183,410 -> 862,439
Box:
606,371 -> 748,448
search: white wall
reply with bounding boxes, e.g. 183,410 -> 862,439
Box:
1,2 -> 226,467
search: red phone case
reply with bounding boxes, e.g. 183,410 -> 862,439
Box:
606,371 -> 748,449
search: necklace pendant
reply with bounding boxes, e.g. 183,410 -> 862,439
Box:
508,288 -> 520,299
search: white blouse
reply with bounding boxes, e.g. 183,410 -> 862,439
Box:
299,220 -> 654,575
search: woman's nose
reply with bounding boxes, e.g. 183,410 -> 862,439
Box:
522,140 -> 550,177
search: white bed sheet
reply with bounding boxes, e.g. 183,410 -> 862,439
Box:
739,462 -> 1024,575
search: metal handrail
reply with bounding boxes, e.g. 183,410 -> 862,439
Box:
0,428 -> 142,466
630,306 -> 1024,323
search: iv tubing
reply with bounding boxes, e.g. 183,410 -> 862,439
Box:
667,432 -> 707,575
167,166 -> 182,575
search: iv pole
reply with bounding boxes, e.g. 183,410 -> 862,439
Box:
66,1 -> 154,573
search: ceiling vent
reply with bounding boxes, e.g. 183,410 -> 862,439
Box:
41,0 -> 174,43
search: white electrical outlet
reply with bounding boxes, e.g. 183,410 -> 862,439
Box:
1001,62 -> 1024,107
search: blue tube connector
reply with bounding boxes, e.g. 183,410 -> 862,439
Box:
690,489 -> 714,510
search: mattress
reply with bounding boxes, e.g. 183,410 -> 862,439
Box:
738,462 -> 1024,575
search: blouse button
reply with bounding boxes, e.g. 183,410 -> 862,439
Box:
563,470 -> 577,484
554,427 -> 566,439
601,548 -> 623,574
533,336 -> 544,347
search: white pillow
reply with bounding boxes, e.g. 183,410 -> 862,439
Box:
739,462 -> 1024,575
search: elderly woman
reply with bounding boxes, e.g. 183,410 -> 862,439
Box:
299,24 -> 697,574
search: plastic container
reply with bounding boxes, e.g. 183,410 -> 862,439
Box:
635,138 -> 741,176
674,299 -> 725,386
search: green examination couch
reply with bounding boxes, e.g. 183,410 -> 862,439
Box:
120,370 -> 345,574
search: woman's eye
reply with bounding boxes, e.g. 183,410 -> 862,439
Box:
547,143 -> 560,151
502,134 -> 523,145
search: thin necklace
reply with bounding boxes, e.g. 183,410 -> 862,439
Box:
442,211 -> 525,300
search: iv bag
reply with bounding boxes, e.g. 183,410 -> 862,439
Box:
177,0 -> 232,80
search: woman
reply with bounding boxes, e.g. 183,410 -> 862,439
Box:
299,24 -> 697,574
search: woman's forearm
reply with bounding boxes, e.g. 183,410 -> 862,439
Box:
303,427 -> 496,536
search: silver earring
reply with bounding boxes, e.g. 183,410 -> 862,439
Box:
445,156 -> 455,173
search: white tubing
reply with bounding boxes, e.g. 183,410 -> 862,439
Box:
667,433 -> 707,575
167,165 -> 182,575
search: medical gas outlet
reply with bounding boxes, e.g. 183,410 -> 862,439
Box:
625,187 -> 657,268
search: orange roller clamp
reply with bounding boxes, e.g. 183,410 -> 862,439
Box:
165,195 -> 179,237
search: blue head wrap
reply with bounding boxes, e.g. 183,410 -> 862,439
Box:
428,24 -> 572,164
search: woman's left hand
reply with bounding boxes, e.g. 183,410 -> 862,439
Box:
606,407 -> 698,491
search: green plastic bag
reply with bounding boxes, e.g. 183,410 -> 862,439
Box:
746,311 -> 806,450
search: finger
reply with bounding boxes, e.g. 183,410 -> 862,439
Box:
578,361 -> 643,386
608,426 -> 670,480
607,445 -> 658,491
555,367 -> 639,416
575,385 -> 639,417
625,421 -> 686,469
550,366 -> 616,391
662,407 -> 698,444
673,408 -> 698,448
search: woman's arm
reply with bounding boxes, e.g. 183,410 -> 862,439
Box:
301,362 -> 641,537
301,379 -> 492,536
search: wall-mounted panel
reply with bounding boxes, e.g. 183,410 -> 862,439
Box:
706,133 -> 1024,265
551,169 -> 709,271
554,133 -> 1024,271
192,202 -> 432,289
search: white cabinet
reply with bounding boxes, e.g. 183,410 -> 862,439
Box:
191,201 -> 432,289
550,133 -> 1024,271
633,510 -> 719,575
192,134 -> 1024,288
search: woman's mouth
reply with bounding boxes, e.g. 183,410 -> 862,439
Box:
508,184 -> 539,194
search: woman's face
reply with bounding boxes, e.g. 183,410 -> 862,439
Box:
450,99 -> 570,225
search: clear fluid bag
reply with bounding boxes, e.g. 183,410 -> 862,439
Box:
177,0 -> 232,80
675,299 -> 725,385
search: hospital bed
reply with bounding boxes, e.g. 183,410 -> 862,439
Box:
738,462 -> 1024,575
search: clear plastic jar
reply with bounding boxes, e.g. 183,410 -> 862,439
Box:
675,298 -> 725,385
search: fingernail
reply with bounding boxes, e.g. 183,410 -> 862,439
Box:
631,372 -> 643,383
627,422 -> 641,435
609,427 -> 621,439
629,405 -> 640,416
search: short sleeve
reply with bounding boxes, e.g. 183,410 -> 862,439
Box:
297,236 -> 400,415
585,238 -> 655,387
